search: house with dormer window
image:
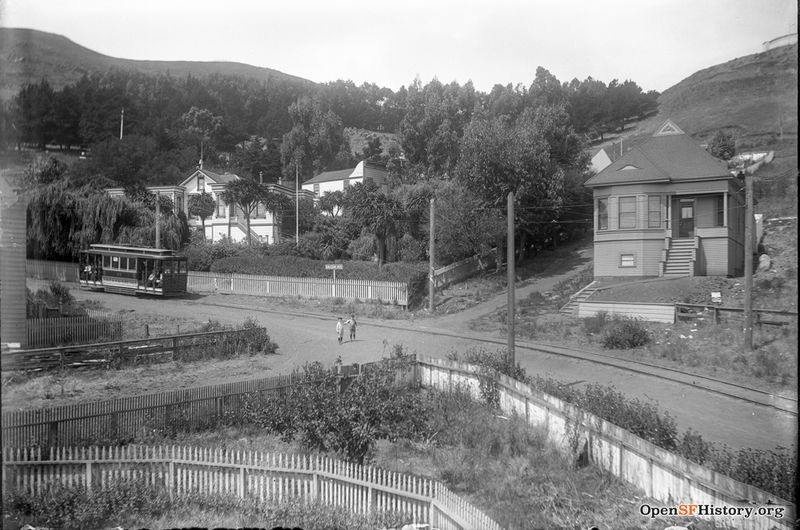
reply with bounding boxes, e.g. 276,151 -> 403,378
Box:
584,120 -> 747,278
107,166 -> 315,244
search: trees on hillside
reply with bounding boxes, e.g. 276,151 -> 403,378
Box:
709,130 -> 736,160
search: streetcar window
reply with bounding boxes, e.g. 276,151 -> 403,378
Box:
103,255 -> 110,268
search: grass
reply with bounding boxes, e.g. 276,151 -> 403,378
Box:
9,391 -> 721,530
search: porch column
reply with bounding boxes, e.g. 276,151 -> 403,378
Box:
723,192 -> 728,227
665,195 -> 672,234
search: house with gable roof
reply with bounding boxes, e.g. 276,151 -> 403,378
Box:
584,120 -> 747,278
107,165 -> 314,244
302,160 -> 389,200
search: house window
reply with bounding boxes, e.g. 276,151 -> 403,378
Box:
198,175 -> 205,192
715,195 -> 724,227
343,179 -> 350,189
597,198 -> 608,230
619,196 -> 637,229
313,183 -> 320,196
217,198 -> 227,218
620,254 -> 636,267
648,196 -> 661,228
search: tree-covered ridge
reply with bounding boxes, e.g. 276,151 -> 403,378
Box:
2,67 -> 657,184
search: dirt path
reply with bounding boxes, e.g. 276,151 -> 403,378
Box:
17,270 -> 797,452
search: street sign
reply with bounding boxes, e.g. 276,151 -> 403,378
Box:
325,264 -> 343,270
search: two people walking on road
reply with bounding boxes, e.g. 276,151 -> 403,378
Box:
336,314 -> 357,345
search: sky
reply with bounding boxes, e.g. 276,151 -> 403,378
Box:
1,0 -> 797,93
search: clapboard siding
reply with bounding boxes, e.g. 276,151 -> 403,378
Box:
593,240 -> 662,277
699,237 -> 729,276
578,301 -> 675,323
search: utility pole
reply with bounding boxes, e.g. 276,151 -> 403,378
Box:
295,162 -> 300,247
119,109 -> 124,140
155,193 -> 161,250
507,192 -> 515,365
429,198 -> 435,312
743,171 -> 754,351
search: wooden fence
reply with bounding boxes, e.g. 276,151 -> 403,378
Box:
27,313 -> 123,347
27,259 -> 79,283
578,301 -> 677,323
1,328 -> 265,373
676,303 -> 798,327
1,445 -> 501,530
25,259 -> 409,306
416,356 -> 794,530
433,249 -> 497,291
188,271 -> 409,306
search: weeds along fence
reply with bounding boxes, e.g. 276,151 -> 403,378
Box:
188,271 -> 408,306
675,303 -> 798,327
415,355 -> 795,530
25,259 -> 409,306
2,328 -> 267,372
1,445 -> 501,530
27,312 -> 123,347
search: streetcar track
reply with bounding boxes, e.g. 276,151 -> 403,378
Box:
191,299 -> 798,416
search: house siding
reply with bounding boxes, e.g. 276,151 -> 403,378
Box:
594,239 -> 662,277
698,237 -> 729,276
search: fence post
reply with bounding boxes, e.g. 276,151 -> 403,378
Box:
713,307 -> 719,325
172,337 -> 178,361
168,460 -> 175,500
48,421 -> 58,447
85,461 -> 92,493
239,466 -> 245,498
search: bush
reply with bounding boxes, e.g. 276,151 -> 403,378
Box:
601,317 -> 651,349
348,235 -> 376,261
398,233 -> 427,262
582,311 -> 609,335
229,357 -> 426,464
184,235 -> 260,271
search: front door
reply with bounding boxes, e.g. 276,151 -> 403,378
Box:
678,199 -> 694,238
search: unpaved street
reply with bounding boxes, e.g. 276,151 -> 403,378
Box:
24,274 -> 796,452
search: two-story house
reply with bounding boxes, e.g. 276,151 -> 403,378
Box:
302,160 -> 389,199
107,166 -> 314,244
584,120 -> 747,278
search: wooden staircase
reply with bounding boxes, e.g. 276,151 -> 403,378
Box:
559,281 -> 598,315
663,238 -> 695,277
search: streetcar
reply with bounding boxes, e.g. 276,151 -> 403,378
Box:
79,244 -> 188,296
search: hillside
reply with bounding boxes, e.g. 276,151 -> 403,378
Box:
635,44 -> 797,140
0,28 -> 314,101
599,43 -> 797,217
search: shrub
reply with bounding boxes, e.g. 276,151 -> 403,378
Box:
398,233 -> 427,262
184,236 -> 259,271
601,317 -> 651,349
348,235 -> 376,261
581,311 -> 609,335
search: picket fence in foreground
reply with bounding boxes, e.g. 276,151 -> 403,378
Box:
2,445 -> 501,530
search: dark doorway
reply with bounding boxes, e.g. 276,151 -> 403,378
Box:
678,199 -> 695,238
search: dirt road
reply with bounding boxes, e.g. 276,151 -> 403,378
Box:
26,270 -> 796,452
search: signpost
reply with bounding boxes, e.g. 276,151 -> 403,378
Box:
325,263 -> 343,296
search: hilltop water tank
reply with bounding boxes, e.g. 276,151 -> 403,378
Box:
0,169 -> 28,347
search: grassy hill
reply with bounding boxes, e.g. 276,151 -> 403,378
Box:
0,28 -> 314,100
601,44 -> 797,217
637,43 -> 798,140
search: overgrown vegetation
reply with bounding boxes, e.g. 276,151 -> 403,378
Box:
3,480 -> 409,530
448,347 -> 796,501
227,349 -> 422,464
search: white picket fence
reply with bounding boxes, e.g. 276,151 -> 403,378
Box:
188,271 -> 408,306
25,260 -> 409,306
2,445 -> 502,530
